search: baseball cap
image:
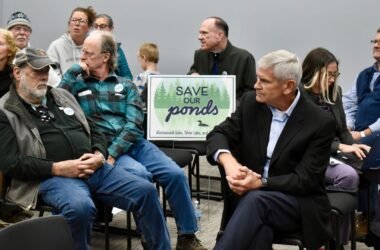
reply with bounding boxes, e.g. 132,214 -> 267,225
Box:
14,48 -> 57,70
6,11 -> 32,31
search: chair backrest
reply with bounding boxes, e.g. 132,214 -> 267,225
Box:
0,215 -> 75,250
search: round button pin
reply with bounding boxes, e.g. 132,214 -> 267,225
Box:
114,83 -> 124,93
63,107 -> 74,116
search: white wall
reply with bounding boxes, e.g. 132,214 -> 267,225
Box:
0,0 -> 3,24
1,0 -> 379,92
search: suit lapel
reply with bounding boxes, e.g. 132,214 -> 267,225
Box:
257,105 -> 272,159
270,97 -> 306,165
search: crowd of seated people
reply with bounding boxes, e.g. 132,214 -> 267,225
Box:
0,5 -> 380,250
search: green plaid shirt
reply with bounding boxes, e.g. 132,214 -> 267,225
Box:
60,64 -> 145,159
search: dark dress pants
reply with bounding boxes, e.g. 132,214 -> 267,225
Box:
214,190 -> 301,250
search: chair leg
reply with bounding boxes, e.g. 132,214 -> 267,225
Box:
350,211 -> 356,250
325,242 -> 330,250
104,207 -> 110,250
127,212 -> 132,250
38,210 -> 44,217
192,153 -> 201,202
367,186 -> 372,234
162,190 -> 167,219
335,213 -> 341,250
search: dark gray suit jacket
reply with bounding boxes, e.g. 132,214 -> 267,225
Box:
207,91 -> 336,249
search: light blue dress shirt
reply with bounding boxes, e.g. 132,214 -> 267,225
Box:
262,90 -> 300,177
214,90 -> 301,179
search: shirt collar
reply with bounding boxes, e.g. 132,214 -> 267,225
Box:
83,71 -> 119,83
268,89 -> 301,120
372,63 -> 380,72
208,40 -> 232,61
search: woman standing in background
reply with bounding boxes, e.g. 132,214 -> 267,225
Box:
47,6 -> 96,78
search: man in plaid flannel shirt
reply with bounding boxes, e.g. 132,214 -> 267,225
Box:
60,30 -> 206,250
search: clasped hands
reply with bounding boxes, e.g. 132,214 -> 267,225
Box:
52,152 -> 104,179
225,165 -> 262,196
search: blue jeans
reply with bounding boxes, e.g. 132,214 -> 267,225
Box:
115,139 -> 198,234
39,163 -> 170,250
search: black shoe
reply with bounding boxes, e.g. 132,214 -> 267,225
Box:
365,231 -> 380,250
328,239 -> 344,250
176,234 -> 207,250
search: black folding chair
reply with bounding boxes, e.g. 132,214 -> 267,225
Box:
0,215 -> 75,250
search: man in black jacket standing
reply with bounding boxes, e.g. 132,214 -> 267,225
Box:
188,17 -> 256,101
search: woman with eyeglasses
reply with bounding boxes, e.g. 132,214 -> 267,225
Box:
47,6 -> 96,78
0,29 -> 17,98
301,47 -> 370,248
93,14 -> 133,80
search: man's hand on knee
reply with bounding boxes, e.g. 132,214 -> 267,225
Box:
52,159 -> 91,178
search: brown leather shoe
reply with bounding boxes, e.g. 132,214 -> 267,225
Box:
176,234 -> 207,250
356,213 -> 368,238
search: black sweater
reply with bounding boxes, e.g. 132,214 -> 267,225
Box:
0,65 -> 13,98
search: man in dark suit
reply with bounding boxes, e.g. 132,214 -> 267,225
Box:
206,50 -> 336,250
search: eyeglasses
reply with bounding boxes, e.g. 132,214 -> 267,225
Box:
327,71 -> 340,79
93,24 -> 110,30
70,18 -> 88,25
370,39 -> 380,45
81,49 -> 96,57
81,49 -> 108,58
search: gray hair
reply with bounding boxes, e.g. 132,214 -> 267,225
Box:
88,30 -> 117,71
96,14 -> 114,28
258,50 -> 302,87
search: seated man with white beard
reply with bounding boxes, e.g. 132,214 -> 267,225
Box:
0,48 -> 170,250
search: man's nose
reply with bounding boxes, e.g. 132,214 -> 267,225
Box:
254,81 -> 260,89
41,73 -> 49,81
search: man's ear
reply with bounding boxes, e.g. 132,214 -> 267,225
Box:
217,30 -> 224,42
103,53 -> 111,63
13,67 -> 21,82
283,79 -> 296,95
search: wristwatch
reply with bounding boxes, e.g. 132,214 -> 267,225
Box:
99,153 -> 106,164
360,131 -> 366,138
261,177 -> 268,188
